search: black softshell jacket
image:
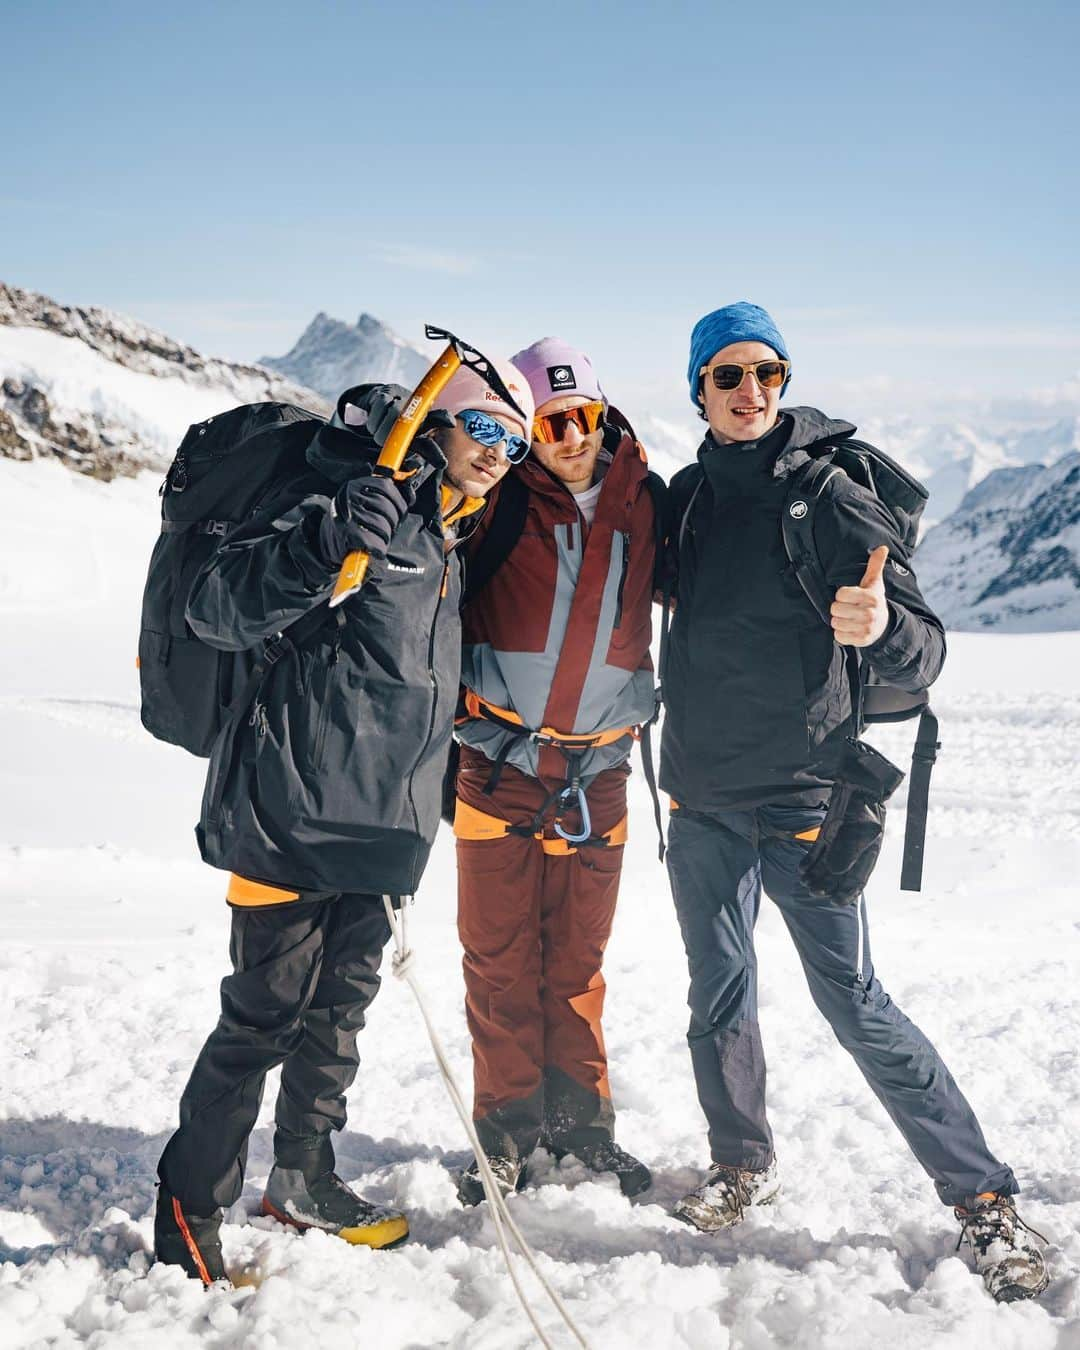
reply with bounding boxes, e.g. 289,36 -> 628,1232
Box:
660,407 -> 946,814
187,418 -> 466,896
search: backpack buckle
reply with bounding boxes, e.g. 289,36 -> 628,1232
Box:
263,633 -> 289,665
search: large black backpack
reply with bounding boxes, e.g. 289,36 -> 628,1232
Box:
138,401 -> 325,756
778,439 -> 939,891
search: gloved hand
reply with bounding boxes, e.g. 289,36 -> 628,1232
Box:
799,739 -> 905,906
340,383 -> 410,447
320,467 -> 416,565
340,386 -> 456,449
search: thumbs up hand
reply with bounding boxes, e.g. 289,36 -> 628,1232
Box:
830,545 -> 890,647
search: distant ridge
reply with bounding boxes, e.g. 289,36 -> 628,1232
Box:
0,282 -> 319,401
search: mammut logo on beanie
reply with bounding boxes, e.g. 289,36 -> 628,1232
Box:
547,365 -> 576,392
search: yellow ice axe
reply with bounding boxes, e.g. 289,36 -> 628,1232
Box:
329,324 -> 526,609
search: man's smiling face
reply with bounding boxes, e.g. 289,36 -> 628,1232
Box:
440,414 -> 523,498
529,394 -> 605,492
699,339 -> 783,444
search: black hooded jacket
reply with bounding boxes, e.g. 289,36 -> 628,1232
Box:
187,406 -> 472,896
659,407 -> 946,814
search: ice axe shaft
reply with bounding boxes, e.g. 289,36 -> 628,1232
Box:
329,326 -> 528,610
328,344 -> 461,607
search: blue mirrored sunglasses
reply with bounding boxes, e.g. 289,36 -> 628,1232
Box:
457,408 -> 530,464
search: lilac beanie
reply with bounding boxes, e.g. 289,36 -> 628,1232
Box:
433,358 -> 534,436
510,337 -> 603,413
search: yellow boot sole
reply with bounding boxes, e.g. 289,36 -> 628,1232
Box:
261,1197 -> 409,1250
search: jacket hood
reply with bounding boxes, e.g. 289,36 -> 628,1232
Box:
777,406 -> 856,450
698,406 -> 857,483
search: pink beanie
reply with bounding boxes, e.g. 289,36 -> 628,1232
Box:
433,357 -> 534,436
510,337 -> 604,412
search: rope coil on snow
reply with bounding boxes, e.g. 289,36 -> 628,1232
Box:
382,895 -> 589,1350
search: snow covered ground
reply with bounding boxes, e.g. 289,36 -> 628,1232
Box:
1,456 -> 1078,1349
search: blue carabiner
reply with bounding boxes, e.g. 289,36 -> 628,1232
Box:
553,784 -> 592,844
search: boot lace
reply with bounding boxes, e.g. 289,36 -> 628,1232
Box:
707,1164 -> 758,1222
954,1196 -> 1049,1254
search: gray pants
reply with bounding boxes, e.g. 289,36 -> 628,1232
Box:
666,802 -> 1016,1207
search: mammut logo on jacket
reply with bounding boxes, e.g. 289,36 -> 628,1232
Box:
789,500 -> 808,519
387,560 -> 426,575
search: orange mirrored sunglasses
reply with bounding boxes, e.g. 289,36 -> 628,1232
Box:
532,400 -> 604,445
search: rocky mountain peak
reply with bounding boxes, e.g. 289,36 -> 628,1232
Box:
260,310 -> 429,401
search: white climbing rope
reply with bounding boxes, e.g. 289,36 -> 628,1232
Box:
382,895 -> 590,1350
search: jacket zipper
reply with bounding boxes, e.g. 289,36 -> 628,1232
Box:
613,531 -> 630,628
311,632 -> 341,772
855,900 -> 866,985
404,559 -> 449,837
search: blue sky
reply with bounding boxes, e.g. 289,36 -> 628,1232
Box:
3,0 -> 1077,426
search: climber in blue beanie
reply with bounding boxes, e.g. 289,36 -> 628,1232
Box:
659,301 -> 1048,1303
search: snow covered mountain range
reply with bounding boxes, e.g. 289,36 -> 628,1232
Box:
860,413 -> 1080,527
1,279 -> 1077,630
914,452 -> 1080,631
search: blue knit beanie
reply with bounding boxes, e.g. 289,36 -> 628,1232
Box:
687,301 -> 791,408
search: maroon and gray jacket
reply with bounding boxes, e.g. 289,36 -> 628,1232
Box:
458,412 -> 659,784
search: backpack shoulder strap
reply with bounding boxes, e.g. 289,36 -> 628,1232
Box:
780,454 -> 844,626
643,469 -> 668,593
900,707 -> 940,893
782,453 -> 865,726
462,471 -> 530,606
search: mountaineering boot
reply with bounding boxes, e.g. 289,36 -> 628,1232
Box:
262,1161 -> 409,1250
154,1184 -> 229,1286
549,1139 -> 652,1197
954,1194 -> 1050,1303
456,1154 -> 528,1208
674,1158 -> 781,1233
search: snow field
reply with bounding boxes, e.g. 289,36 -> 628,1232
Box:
1,458 -> 1078,1348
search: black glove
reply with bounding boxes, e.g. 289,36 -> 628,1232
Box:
320,467 -> 416,565
800,739 -> 905,906
339,386 -> 456,449
338,383 -> 410,447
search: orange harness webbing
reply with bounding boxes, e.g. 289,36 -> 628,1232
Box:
460,689 -> 638,750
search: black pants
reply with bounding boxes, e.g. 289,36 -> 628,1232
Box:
666,803 -> 1017,1207
158,893 -> 390,1214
